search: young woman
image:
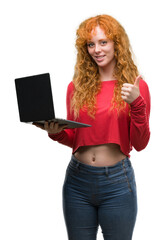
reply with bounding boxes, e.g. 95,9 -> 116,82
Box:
34,14 -> 150,240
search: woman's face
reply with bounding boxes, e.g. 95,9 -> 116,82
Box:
87,26 -> 116,69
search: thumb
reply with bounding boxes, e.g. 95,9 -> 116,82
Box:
134,75 -> 141,87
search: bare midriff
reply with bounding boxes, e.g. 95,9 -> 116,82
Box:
73,143 -> 127,167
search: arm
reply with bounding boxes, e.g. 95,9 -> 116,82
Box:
48,82 -> 75,148
130,79 -> 151,151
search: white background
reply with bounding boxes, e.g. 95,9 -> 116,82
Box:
0,0 -> 164,239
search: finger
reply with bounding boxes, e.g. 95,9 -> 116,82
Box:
49,121 -> 55,129
121,91 -> 129,96
55,124 -> 67,133
54,122 -> 59,130
134,75 -> 141,87
122,83 -> 133,88
121,87 -> 131,92
60,124 -> 68,130
58,124 -> 67,130
121,95 -> 127,101
44,121 -> 49,130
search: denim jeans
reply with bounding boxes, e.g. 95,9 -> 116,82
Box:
63,155 -> 137,240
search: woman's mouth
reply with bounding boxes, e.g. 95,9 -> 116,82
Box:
95,55 -> 105,62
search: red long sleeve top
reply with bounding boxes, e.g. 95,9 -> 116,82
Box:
49,79 -> 151,158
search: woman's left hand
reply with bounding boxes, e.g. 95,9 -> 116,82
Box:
121,75 -> 141,104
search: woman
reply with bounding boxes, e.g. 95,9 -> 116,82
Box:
34,14 -> 150,240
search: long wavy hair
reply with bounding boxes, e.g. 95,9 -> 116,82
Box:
71,14 -> 139,119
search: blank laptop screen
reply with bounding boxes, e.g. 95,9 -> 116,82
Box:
15,73 -> 55,122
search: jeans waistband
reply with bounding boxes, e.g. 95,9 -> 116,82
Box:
69,154 -> 131,175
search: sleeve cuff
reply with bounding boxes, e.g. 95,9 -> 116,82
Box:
48,131 -> 64,138
130,95 -> 144,107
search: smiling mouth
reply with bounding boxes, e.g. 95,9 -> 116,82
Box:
95,55 -> 105,61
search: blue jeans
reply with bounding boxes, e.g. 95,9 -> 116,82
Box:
63,155 -> 137,240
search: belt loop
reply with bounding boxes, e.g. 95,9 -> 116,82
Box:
75,162 -> 80,173
105,167 -> 109,177
122,159 -> 125,168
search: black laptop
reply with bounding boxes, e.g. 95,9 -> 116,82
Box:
15,73 -> 91,129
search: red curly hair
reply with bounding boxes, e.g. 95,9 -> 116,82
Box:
71,14 -> 139,119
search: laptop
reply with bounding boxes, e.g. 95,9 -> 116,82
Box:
15,73 -> 91,129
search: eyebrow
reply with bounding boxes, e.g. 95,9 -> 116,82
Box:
99,38 -> 108,41
87,38 -> 108,42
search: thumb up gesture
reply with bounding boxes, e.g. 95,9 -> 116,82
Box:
121,75 -> 141,104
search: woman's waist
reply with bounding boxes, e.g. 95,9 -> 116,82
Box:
73,143 -> 127,167
69,153 -> 131,175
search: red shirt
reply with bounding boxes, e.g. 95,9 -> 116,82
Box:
49,79 -> 151,157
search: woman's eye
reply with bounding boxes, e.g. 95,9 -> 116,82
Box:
87,43 -> 94,47
101,41 -> 107,45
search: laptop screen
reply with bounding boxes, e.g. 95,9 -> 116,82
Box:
15,73 -> 55,122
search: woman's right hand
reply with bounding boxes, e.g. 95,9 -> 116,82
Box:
32,121 -> 68,134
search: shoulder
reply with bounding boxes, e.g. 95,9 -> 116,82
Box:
67,81 -> 75,93
139,78 -> 151,108
139,78 -> 150,96
66,81 -> 75,101
139,78 -> 149,90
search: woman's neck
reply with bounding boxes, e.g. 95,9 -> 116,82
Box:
99,58 -> 117,81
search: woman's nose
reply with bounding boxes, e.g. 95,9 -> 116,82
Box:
94,44 -> 101,53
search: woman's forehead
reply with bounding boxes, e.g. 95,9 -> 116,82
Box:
87,26 -> 107,41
